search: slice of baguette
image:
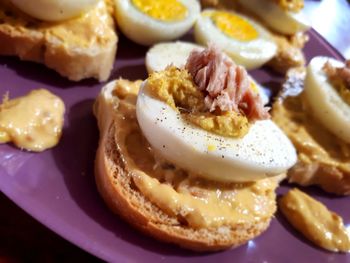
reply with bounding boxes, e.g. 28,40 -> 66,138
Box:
93,80 -> 278,251
0,0 -> 117,81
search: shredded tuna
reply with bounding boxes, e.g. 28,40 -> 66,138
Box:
323,60 -> 350,89
185,45 -> 270,121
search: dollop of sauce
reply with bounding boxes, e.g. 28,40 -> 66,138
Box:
279,188 -> 350,253
0,89 -> 65,152
108,79 -> 279,229
131,0 -> 188,22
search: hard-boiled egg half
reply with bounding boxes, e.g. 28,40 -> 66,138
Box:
114,0 -> 200,46
145,41 -> 270,105
194,9 -> 277,70
10,0 -> 99,21
136,51 -> 296,183
237,0 -> 310,35
137,83 -> 296,183
304,56 -> 350,143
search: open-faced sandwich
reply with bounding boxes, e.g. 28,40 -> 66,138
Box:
93,45 -> 297,251
0,0 -> 117,81
273,57 -> 350,195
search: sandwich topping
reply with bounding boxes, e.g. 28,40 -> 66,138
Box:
185,45 -> 270,121
138,46 -> 296,183
147,45 -> 269,138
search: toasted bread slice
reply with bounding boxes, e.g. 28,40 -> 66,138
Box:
93,80 -> 279,251
0,0 -> 117,81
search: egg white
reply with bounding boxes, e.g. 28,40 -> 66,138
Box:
114,0 -> 200,46
145,41 -> 270,105
237,0 -> 310,35
145,41 -> 204,73
194,9 -> 277,70
10,0 -> 99,21
136,82 -> 296,183
304,56 -> 350,143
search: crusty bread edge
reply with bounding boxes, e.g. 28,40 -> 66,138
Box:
288,162 -> 350,196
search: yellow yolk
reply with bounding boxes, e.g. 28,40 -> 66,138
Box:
207,144 -> 216,151
146,66 -> 250,138
210,11 -> 258,42
250,81 -> 259,93
132,0 -> 188,22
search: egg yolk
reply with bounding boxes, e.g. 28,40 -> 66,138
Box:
146,66 -> 250,138
250,81 -> 259,93
210,11 -> 258,42
132,0 -> 187,22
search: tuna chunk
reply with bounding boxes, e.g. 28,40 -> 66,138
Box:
185,45 -> 270,121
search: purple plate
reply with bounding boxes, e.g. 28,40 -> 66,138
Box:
0,30 -> 349,263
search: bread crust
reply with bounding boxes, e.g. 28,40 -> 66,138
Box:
0,1 -> 117,81
288,162 -> 350,196
93,81 -> 275,251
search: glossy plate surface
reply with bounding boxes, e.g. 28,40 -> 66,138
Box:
0,30 -> 349,262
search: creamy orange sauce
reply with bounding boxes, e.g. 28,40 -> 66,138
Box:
0,89 -> 65,151
45,1 -> 114,48
279,188 -> 350,253
272,94 -> 350,174
109,80 -> 278,229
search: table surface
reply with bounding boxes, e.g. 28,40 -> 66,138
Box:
1,1 -> 349,262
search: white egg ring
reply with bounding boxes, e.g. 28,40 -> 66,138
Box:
145,41 -> 204,73
136,82 -> 296,182
194,10 -> 277,70
10,0 -> 99,21
304,56 -> 350,143
237,0 -> 310,35
114,0 -> 200,46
